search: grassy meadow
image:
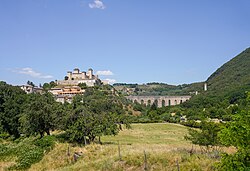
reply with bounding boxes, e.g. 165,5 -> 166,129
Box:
1,123 -> 222,171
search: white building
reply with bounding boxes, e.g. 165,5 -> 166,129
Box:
20,85 -> 43,94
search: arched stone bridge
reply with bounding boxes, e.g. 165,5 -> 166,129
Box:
126,95 -> 191,107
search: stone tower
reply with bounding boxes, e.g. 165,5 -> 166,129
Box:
88,68 -> 93,79
204,82 -> 207,91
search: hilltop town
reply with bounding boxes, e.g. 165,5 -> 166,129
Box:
21,68 -> 109,103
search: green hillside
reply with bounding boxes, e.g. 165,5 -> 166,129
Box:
113,82 -> 205,96
183,47 -> 250,109
207,47 -> 250,94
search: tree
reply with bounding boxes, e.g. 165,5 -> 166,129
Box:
0,81 -> 26,138
65,86 -> 130,143
218,92 -> 250,170
27,80 -> 35,87
66,108 -> 118,143
20,93 -> 56,137
49,81 -> 57,88
78,83 -> 87,89
43,81 -> 57,90
185,121 -> 222,152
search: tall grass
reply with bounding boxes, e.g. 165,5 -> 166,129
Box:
1,123 -> 230,170
28,123 -> 223,171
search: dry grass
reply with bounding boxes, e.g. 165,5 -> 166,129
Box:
24,123 -> 225,171
0,161 -> 16,171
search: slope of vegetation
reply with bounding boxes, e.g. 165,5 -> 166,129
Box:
179,48 -> 250,119
114,82 -> 205,96
207,47 -> 250,94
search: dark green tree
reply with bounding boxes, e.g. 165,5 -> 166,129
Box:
42,81 -> 57,91
20,93 -> 56,137
27,80 -> 35,87
78,83 -> 87,89
0,81 -> 26,138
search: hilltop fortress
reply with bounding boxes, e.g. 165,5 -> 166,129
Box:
57,68 -> 102,86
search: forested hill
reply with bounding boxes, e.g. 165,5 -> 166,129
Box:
206,47 -> 250,96
113,82 -> 204,96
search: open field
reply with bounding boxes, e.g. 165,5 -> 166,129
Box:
1,123 -> 222,171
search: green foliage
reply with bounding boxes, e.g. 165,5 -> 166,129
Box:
113,82 -> 204,96
185,121 -> 222,152
14,146 -> 44,170
20,93 -> 56,137
207,48 -> 250,94
78,82 -> 87,89
65,86 -> 130,143
219,111 -> 250,149
218,150 -> 250,171
27,80 -> 35,87
132,102 -> 144,111
0,143 -> 10,158
181,120 -> 201,128
218,103 -> 250,169
66,111 -> 119,143
0,136 -> 55,170
42,81 -> 57,90
34,136 -> 56,150
181,48 -> 250,120
0,81 -> 26,138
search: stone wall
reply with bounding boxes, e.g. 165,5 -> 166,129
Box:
126,95 -> 191,107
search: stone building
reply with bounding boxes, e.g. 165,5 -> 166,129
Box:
20,85 -> 43,94
49,86 -> 85,103
56,68 -> 101,87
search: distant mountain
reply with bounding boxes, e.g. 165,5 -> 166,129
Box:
206,47 -> 250,97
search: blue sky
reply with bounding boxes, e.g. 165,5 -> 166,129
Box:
0,0 -> 250,86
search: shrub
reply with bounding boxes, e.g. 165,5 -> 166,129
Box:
34,136 -> 55,150
14,147 -> 44,170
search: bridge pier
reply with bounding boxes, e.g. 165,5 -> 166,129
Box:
126,96 -> 191,108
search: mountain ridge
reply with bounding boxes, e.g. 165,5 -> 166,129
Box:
206,47 -> 250,95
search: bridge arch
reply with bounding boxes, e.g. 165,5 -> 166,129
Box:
126,96 -> 191,108
162,100 -> 165,107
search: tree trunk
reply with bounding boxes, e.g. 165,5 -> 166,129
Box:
46,129 -> 50,135
40,131 -> 44,138
99,136 -> 102,145
89,135 -> 95,143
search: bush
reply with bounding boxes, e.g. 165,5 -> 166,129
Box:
181,120 -> 202,128
14,147 -> 44,170
34,136 -> 55,150
0,132 -> 10,139
218,150 -> 250,171
1,136 -> 56,170
0,144 -> 9,157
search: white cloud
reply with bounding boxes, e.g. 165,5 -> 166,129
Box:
12,67 -> 53,79
89,0 -> 106,9
103,79 -> 116,84
96,70 -> 114,76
